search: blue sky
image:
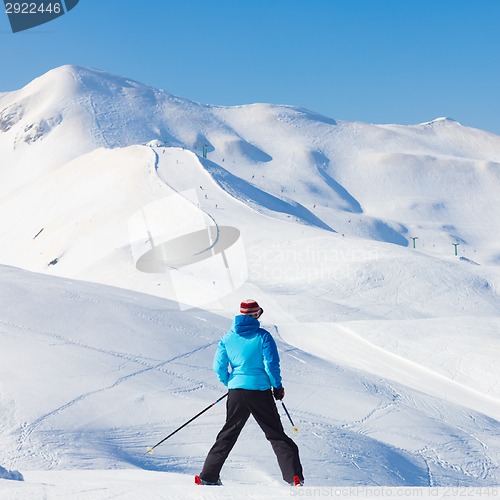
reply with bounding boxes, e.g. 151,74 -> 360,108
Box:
1,0 -> 500,134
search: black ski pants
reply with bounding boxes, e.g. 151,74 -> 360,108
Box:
199,388 -> 303,484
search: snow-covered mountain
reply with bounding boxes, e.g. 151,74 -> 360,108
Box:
1,65 -> 500,497
2,65 -> 500,269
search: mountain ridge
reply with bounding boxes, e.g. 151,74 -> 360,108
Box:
1,64 -> 500,273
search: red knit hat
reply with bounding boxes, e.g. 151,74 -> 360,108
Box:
240,299 -> 261,315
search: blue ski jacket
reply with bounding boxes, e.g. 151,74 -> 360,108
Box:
213,314 -> 282,391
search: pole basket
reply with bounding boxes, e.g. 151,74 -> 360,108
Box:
280,400 -> 300,435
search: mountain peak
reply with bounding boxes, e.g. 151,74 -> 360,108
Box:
22,64 -> 83,95
23,64 -> 161,100
0,65 -> 183,152
419,116 -> 460,127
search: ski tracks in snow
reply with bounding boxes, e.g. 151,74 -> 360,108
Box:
275,338 -> 500,486
1,317 -> 220,466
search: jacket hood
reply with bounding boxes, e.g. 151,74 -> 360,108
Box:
231,314 -> 260,337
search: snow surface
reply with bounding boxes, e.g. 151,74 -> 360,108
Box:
1,65 -> 500,498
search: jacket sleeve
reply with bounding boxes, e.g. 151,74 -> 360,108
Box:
262,331 -> 282,389
213,338 -> 230,386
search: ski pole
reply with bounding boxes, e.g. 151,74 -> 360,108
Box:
145,392 -> 228,455
281,400 -> 300,435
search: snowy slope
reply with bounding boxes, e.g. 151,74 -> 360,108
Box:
1,265 -> 499,493
1,66 -> 500,497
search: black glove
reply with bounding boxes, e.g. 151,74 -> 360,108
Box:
273,386 -> 285,400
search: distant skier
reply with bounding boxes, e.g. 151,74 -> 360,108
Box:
195,299 -> 304,487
